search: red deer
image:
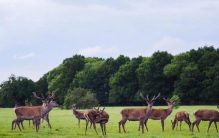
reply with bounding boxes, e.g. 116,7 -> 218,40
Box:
142,97 -> 178,132
171,111 -> 191,131
71,104 -> 89,128
33,92 -> 52,129
12,92 -> 59,132
119,93 -> 160,133
84,105 -> 105,135
192,105 -> 219,132
94,105 -> 109,135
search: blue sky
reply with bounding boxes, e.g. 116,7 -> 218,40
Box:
0,0 -> 219,83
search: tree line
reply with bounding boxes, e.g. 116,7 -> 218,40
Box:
1,46 -> 219,108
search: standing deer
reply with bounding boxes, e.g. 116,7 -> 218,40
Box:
142,97 -> 178,132
119,93 -> 160,133
12,92 -> 59,132
192,105 -> 219,132
171,111 -> 191,131
84,105 -> 105,135
33,92 -> 52,129
94,105 -> 109,135
71,104 -> 93,128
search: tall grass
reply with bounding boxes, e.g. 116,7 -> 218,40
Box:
0,106 -> 218,138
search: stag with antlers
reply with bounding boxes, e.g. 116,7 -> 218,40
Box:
12,92 -> 58,132
33,92 -> 54,129
84,104 -> 106,135
141,97 -> 178,132
119,93 -> 160,133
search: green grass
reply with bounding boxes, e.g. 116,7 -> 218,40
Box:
0,106 -> 219,138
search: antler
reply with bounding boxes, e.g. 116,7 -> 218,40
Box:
47,91 -> 55,100
33,92 -> 45,100
140,93 -> 160,101
151,93 -> 160,101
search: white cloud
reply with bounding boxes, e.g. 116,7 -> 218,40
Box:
13,52 -> 40,59
78,46 -> 119,58
147,36 -> 218,56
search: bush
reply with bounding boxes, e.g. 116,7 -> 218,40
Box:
63,87 -> 98,109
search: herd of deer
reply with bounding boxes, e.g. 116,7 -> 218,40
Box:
12,92 -> 219,135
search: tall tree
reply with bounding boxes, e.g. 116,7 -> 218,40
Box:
0,74 -> 35,107
47,54 -> 85,104
137,51 -> 173,104
109,56 -> 143,105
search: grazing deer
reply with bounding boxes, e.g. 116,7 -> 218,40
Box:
84,105 -> 105,135
71,104 -> 93,128
12,92 -> 59,132
142,97 -> 178,132
119,93 -> 160,133
94,105 -> 109,135
192,105 -> 219,132
171,111 -> 191,131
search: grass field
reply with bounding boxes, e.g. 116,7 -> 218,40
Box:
0,105 -> 218,138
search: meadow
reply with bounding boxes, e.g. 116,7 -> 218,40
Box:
0,105 -> 218,138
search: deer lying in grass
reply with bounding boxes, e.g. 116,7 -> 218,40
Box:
171,111 -> 191,131
12,92 -> 59,132
84,105 -> 105,135
141,97 -> 178,132
192,105 -> 219,132
94,105 -> 109,135
119,93 -> 160,133
71,104 -> 93,128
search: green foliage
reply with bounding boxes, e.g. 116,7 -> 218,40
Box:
170,95 -> 180,109
47,54 -> 85,104
109,56 -> 143,105
63,87 -> 98,109
0,74 -> 35,107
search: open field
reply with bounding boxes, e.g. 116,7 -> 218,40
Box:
0,106 -> 219,138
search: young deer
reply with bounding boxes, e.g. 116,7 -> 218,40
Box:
119,93 -> 160,133
94,105 -> 109,135
171,111 -> 191,131
71,104 -> 92,128
84,105 -> 105,135
142,97 -> 178,132
192,105 -> 219,132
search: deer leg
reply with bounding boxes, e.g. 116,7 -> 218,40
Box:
104,123 -> 106,135
145,118 -> 149,131
213,121 -> 218,132
184,119 -> 191,131
196,120 -> 201,132
93,122 -> 98,135
85,120 -> 89,135
207,120 -> 213,132
161,119 -> 164,132
175,120 -> 178,130
21,120 -> 24,129
180,121 -> 182,131
100,123 -> 104,135
78,119 -> 80,128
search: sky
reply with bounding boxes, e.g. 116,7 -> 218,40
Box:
0,0 -> 219,83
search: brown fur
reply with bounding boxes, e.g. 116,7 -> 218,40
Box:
192,106 -> 219,132
171,111 -> 191,131
142,97 -> 178,132
119,93 -> 160,133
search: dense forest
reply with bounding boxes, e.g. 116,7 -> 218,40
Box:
1,46 -> 219,108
